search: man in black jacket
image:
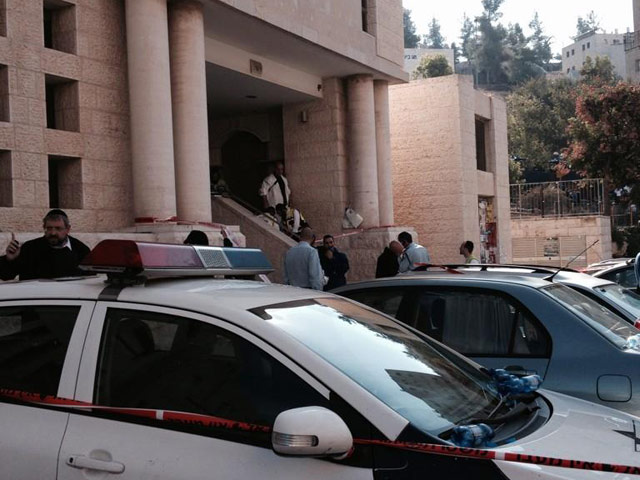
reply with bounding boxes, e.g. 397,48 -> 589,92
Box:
0,209 -> 90,281
375,241 -> 403,278
318,234 -> 349,291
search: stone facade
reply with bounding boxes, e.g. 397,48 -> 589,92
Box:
511,216 -> 612,268
389,75 -> 512,265
626,0 -> 640,84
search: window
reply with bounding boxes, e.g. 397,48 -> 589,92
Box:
567,68 -> 570,74
361,0 -> 368,32
361,0 -> 376,35
587,42 -> 590,48
582,44 -> 585,51
48,155 -> 82,208
96,309 -> 329,426
571,49 -> 575,55
0,0 -> 6,37
45,74 -> 79,132
0,64 -> 8,122
566,51 -> 570,58
43,0 -> 77,54
475,118 -> 487,171
636,59 -> 640,73
411,290 -> 550,357
600,267 -> 637,289
0,150 -> 11,207
344,288 -> 407,318
0,305 -> 79,395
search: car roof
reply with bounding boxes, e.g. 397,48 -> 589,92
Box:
0,275 -> 329,312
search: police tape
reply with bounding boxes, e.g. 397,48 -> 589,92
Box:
2,388 -> 639,475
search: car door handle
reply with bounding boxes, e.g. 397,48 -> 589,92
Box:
66,455 -> 125,474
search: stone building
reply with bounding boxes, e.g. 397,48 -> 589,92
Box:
625,0 -> 640,83
0,0 -> 411,281
389,75 -> 512,265
562,31 -> 627,80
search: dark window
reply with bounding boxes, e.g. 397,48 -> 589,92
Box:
566,51 -> 570,58
45,74 -> 79,132
0,150 -> 11,207
475,118 -> 487,171
48,155 -> 82,209
571,49 -> 575,55
43,0 -> 77,54
587,42 -> 590,48
96,309 -> 329,426
600,267 -> 637,289
344,288 -> 406,318
0,305 -> 79,395
410,290 -> 550,357
361,0 -> 368,32
0,0 -> 6,37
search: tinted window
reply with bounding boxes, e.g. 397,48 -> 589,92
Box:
601,266 -> 637,289
411,291 -> 550,357
344,288 -> 406,318
0,305 -> 79,395
96,309 -> 327,426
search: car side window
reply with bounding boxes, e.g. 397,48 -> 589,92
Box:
96,309 -> 329,426
602,268 -> 637,289
0,305 -> 79,395
343,288 -> 407,318
414,291 -> 550,357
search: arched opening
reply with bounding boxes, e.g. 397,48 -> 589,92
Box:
220,131 -> 268,211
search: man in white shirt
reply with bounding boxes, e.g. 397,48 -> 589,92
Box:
259,161 -> 291,211
284,227 -> 324,290
397,231 -> 430,273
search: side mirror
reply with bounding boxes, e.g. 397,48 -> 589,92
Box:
272,406 -> 353,458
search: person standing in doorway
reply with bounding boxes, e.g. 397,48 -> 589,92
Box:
397,231 -> 430,273
259,161 -> 291,212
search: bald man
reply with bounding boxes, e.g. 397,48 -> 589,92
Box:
375,240 -> 403,278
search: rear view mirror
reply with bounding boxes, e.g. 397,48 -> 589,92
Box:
272,407 -> 353,458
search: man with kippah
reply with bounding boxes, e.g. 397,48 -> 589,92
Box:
0,209 -> 90,281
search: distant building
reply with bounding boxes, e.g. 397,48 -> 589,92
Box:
561,31 -> 627,79
624,0 -> 640,83
404,48 -> 454,76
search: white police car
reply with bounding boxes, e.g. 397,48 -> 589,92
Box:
0,240 -> 639,480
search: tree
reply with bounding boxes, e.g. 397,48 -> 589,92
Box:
475,0 -> 509,85
459,14 -> 477,63
412,55 -> 453,79
565,83 -> 640,214
580,56 -> 619,85
451,42 -> 460,65
507,76 -> 577,169
576,11 -> 600,37
421,18 -> 446,49
403,9 -> 420,48
529,13 -> 552,67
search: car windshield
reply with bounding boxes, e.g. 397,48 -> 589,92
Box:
251,297 -> 501,436
597,284 -> 640,319
543,284 -> 638,348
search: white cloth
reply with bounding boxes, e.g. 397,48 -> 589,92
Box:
259,174 -> 290,209
398,243 -> 430,273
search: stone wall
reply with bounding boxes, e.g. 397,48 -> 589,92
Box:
0,0 -> 132,233
389,75 -> 511,264
511,216 -> 612,267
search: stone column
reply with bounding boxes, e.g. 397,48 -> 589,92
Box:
169,0 -> 212,222
374,80 -> 394,226
346,75 -> 380,228
125,0 -> 177,220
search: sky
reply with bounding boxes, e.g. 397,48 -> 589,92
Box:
402,0 -> 634,56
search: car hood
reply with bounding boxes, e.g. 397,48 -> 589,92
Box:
495,389 -> 639,479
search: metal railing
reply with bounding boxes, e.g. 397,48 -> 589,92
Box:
624,31 -> 639,52
510,178 -> 604,219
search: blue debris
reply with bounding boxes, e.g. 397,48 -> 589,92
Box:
451,423 -> 495,448
489,369 -> 542,395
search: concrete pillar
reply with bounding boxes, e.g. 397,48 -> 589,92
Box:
169,0 -> 212,222
374,80 -> 394,226
346,75 -> 380,228
125,0 -> 177,220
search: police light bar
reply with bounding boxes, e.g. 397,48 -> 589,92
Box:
80,239 -> 273,278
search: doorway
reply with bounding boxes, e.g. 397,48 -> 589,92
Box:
221,131 -> 268,211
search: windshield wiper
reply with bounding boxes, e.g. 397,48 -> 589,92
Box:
466,397 -> 539,426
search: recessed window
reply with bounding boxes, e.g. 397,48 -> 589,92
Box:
0,150 -> 11,207
361,0 -> 376,35
582,44 -> 585,51
45,74 -> 79,132
587,42 -> 590,49
636,59 -> 640,72
566,51 -> 570,58
475,118 -> 487,172
571,49 -> 575,55
0,64 -> 8,122
43,0 -> 77,54
0,0 -> 6,37
48,155 -> 82,208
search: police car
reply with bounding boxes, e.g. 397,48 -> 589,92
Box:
1,240 -> 639,479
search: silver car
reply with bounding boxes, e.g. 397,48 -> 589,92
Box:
333,271 -> 640,415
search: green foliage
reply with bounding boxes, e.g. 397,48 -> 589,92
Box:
509,157 -> 525,184
507,76 -> 577,168
421,18 -> 446,49
459,14 -> 477,63
565,83 -> 640,189
403,9 -> 420,48
528,13 -> 552,66
579,56 -> 619,86
412,55 -> 453,79
475,1 -> 509,85
576,11 -> 600,37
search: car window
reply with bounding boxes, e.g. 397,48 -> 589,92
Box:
96,308 -> 328,426
543,284 -> 637,348
0,305 -> 79,396
343,288 -> 406,318
411,290 -> 550,357
597,284 -> 640,319
600,267 -> 637,289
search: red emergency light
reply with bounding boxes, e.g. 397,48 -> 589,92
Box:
80,239 -> 273,279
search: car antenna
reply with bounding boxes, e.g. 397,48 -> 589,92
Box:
546,239 -> 599,283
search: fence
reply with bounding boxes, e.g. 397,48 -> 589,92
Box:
510,178 -> 604,219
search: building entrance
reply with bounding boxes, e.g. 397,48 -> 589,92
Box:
221,131 -> 268,212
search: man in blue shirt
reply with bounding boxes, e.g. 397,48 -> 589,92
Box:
397,231 -> 430,273
284,227 -> 324,290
